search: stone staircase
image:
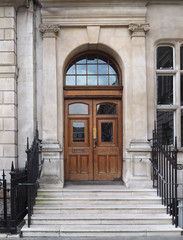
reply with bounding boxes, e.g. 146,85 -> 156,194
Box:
21,183 -> 182,237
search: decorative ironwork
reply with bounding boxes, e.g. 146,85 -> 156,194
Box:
0,123 -> 43,233
149,122 -> 183,228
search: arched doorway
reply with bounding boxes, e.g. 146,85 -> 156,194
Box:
64,51 -> 122,181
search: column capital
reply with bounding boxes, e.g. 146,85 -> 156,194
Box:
128,23 -> 150,37
39,24 -> 60,38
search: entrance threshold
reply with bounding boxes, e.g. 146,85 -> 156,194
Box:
65,180 -> 124,186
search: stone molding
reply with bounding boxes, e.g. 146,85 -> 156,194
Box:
39,24 -> 60,38
128,23 -> 150,37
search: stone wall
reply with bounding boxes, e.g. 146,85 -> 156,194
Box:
0,6 -> 17,177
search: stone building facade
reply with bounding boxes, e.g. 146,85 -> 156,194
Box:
0,0 -> 183,187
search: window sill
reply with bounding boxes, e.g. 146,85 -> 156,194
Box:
156,70 -> 177,74
156,105 -> 178,110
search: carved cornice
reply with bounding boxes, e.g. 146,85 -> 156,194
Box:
39,24 -> 60,38
128,23 -> 150,37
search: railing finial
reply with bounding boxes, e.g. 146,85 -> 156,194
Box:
11,161 -> 15,172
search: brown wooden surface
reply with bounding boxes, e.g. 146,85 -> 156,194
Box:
64,99 -> 122,181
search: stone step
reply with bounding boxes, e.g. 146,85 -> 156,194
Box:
36,196 -> 161,205
35,197 -> 161,205
25,213 -> 172,225
21,224 -> 182,237
37,188 -> 157,197
33,204 -> 166,214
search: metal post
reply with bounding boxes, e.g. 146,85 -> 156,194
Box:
10,162 -> 16,233
2,170 -> 7,223
174,137 -> 178,227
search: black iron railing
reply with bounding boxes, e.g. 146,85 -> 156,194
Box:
149,123 -> 183,228
0,124 -> 43,233
26,125 -> 43,227
0,164 -> 28,234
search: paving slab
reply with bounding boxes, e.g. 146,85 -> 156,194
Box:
4,236 -> 183,240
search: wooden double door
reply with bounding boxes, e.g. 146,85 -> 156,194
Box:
64,99 -> 122,181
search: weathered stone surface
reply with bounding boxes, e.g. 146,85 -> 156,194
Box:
0,52 -> 15,64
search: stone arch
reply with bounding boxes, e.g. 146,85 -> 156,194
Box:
63,43 -> 124,87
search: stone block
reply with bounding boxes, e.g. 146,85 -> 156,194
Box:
0,7 -> 4,17
0,78 -> 15,91
3,118 -> 17,131
0,52 -> 15,64
0,105 -> 16,117
3,91 -> 16,104
0,91 -> 2,103
0,18 -> 15,28
0,41 -> 14,51
0,118 -> 3,130
5,7 -> 15,18
0,29 -> 4,40
0,131 -> 16,144
0,157 -> 16,171
5,29 -> 15,40
0,145 -> 3,157
4,144 -> 17,157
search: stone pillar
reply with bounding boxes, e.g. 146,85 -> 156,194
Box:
128,23 -> 150,151
0,6 -> 18,177
17,1 -> 35,167
39,24 -> 62,185
125,23 -> 151,188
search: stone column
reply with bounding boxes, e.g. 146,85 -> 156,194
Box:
128,23 -> 150,151
39,24 -> 62,184
124,24 -> 151,188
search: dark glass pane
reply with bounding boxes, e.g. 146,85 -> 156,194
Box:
66,76 -> 75,85
181,110 -> 183,147
98,55 -> 108,64
69,103 -> 88,115
88,65 -> 97,74
157,46 -> 173,69
87,55 -> 97,63
181,46 -> 183,70
181,75 -> 183,105
157,111 -> 173,145
88,76 -> 97,85
77,56 -> 86,64
101,122 -> 113,142
157,76 -> 173,104
97,103 -> 117,115
99,75 -> 108,85
73,122 -> 85,142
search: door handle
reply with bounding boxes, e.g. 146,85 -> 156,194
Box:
93,128 -> 96,140
93,128 -> 97,148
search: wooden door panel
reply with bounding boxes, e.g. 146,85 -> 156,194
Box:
65,99 -> 122,181
97,155 -> 107,174
65,100 -> 93,180
80,155 -> 89,173
109,155 -> 118,174
93,99 -> 122,181
69,155 -> 78,174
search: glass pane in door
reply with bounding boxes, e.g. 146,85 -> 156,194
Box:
73,122 -> 85,142
101,122 -> 113,142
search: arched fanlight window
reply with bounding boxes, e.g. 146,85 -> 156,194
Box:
65,53 -> 120,86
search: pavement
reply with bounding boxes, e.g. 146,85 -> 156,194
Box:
0,236 -> 183,240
